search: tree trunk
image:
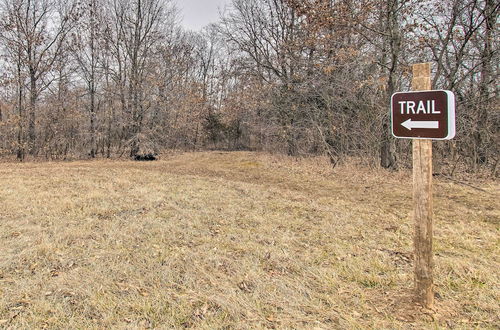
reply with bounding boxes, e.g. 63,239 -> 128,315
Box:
16,50 -> 25,161
474,0 -> 495,165
17,87 -> 25,161
380,0 -> 400,170
89,0 -> 98,158
90,87 -> 97,158
28,70 -> 37,155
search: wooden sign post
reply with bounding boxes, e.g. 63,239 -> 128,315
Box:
411,63 -> 434,308
391,63 -> 456,308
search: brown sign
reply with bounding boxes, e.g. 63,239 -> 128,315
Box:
391,90 -> 455,140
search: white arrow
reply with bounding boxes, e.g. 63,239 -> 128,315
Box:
401,119 -> 439,130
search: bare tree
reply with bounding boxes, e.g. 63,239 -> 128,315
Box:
109,0 -> 176,156
72,0 -> 103,158
1,0 -> 75,155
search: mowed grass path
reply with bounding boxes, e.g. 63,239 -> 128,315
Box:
0,152 -> 498,329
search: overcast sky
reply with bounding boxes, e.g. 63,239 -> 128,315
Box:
175,0 -> 231,31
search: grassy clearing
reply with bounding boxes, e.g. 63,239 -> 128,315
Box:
0,152 -> 498,329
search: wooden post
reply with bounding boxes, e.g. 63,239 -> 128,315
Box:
411,63 -> 434,308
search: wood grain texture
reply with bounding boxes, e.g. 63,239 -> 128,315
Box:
412,63 -> 431,90
413,139 -> 434,308
412,63 -> 434,308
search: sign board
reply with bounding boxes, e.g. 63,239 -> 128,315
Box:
391,90 -> 455,140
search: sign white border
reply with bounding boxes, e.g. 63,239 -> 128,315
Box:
391,90 -> 456,140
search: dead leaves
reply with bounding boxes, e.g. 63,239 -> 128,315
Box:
237,280 -> 255,293
1,299 -> 32,325
115,280 -> 150,297
192,301 -> 222,322
9,299 -> 30,311
50,269 -> 60,277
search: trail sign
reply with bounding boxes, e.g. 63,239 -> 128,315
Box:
391,90 -> 455,140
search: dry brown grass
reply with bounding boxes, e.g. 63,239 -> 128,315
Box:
0,151 -> 498,329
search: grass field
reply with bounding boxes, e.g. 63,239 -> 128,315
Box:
0,152 -> 498,329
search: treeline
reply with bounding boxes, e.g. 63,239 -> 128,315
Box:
0,0 -> 498,174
